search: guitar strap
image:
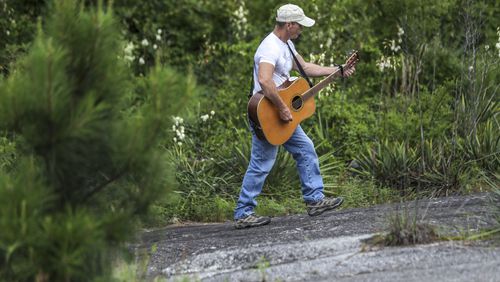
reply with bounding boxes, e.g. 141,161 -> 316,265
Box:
286,42 -> 313,88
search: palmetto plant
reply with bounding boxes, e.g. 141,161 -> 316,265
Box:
356,140 -> 418,190
414,139 -> 463,192
355,139 -> 469,192
461,121 -> 500,174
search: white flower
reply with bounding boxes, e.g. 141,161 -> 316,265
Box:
180,126 -> 185,133
173,137 -> 177,142
124,42 -> 135,53
485,45 -> 490,51
124,55 -> 135,62
496,27 -> 500,57
376,56 -> 394,72
397,26 -> 404,37
389,40 -> 400,52
172,125 -> 176,131
173,116 -> 184,125
210,110 -> 215,116
177,142 -> 182,146
153,44 -> 158,50
138,57 -> 145,65
6,30 -> 10,36
123,42 -> 135,62
141,39 -> 149,47
156,34 -> 161,41
200,114 -> 209,122
157,28 -> 162,35
468,65 -> 473,71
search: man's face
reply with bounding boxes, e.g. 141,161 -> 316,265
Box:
287,22 -> 303,39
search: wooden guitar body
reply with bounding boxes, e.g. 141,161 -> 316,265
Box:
247,77 -> 315,145
247,50 -> 359,146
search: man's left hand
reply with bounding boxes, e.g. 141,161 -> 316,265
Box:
341,64 -> 356,77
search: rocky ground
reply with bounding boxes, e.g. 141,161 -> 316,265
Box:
135,193 -> 499,281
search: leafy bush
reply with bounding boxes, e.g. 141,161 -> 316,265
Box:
111,0 -> 240,76
0,0 -> 49,76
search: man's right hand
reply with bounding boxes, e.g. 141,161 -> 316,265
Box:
279,106 -> 293,122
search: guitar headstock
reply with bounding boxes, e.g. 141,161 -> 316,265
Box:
345,50 -> 360,67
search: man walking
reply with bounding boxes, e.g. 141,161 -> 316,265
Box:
234,4 -> 356,229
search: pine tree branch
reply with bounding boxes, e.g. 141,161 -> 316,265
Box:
82,169 -> 128,202
81,73 -> 168,202
81,119 -> 162,202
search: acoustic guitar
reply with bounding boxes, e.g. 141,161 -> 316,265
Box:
248,50 -> 359,145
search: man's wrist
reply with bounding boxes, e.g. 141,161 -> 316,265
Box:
334,64 -> 344,78
278,101 -> 288,110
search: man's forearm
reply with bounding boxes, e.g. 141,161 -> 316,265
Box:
303,63 -> 342,77
261,82 -> 287,109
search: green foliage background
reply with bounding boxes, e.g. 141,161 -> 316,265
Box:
0,0 -> 499,279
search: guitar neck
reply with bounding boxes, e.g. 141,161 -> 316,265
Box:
301,68 -> 341,101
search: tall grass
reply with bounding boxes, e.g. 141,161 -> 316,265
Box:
383,205 -> 439,246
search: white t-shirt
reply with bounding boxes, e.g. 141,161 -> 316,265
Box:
252,32 -> 298,95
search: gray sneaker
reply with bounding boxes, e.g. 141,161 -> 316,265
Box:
234,214 -> 271,229
306,197 -> 344,216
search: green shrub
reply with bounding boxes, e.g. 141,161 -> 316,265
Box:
0,0 -> 48,76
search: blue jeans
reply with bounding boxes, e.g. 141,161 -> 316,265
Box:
234,124 -> 325,220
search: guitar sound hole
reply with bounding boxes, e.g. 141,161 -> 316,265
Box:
291,96 -> 303,111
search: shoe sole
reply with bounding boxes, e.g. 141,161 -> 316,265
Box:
234,218 -> 271,229
307,198 -> 344,216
